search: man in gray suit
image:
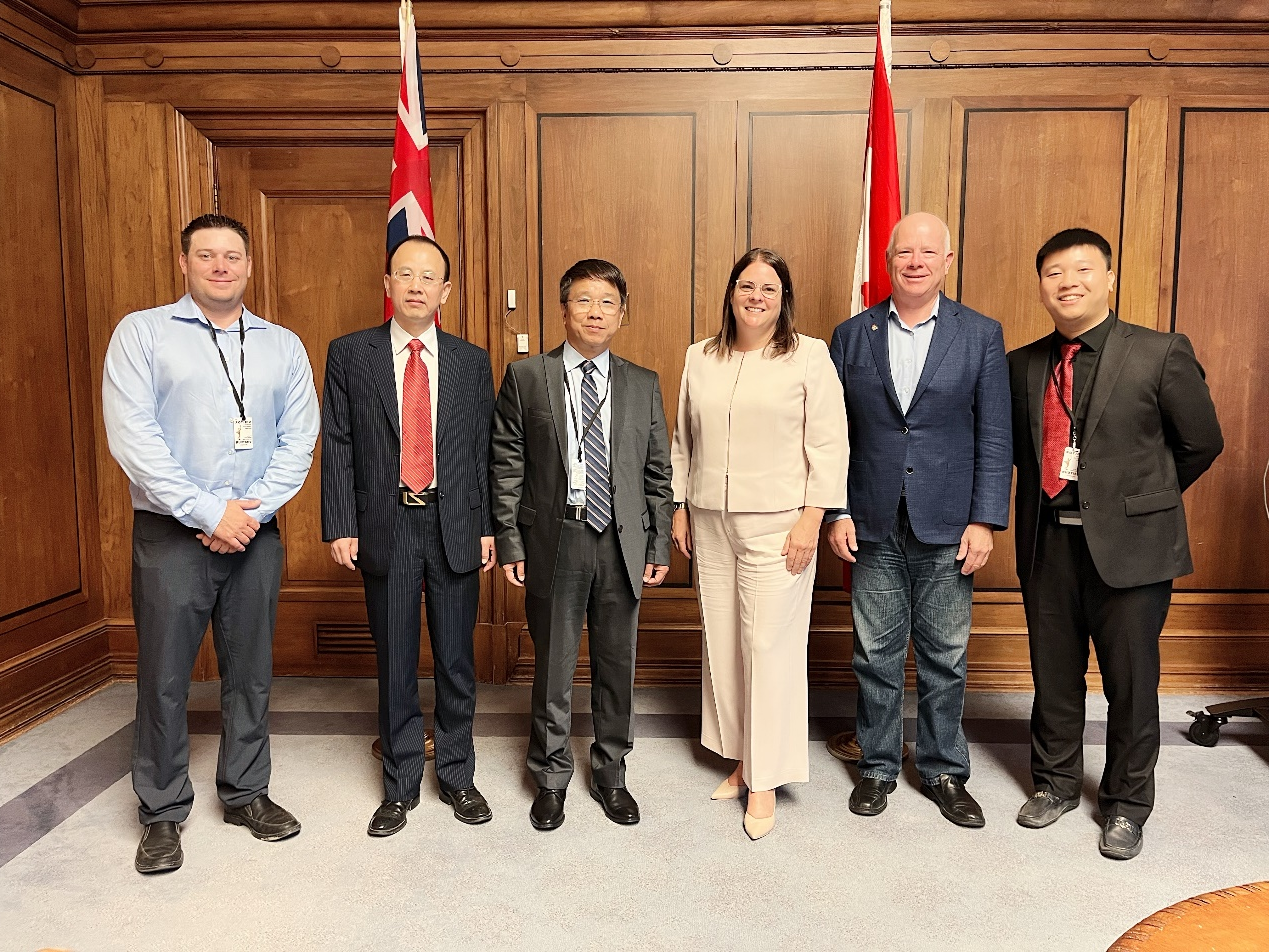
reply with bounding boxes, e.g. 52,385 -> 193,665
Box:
491,258 -> 673,831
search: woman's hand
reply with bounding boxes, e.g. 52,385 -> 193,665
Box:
782,507 -> 824,575
672,507 -> 692,558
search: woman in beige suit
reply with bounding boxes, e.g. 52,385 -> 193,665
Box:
670,248 -> 848,840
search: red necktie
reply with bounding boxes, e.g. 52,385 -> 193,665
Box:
1041,341 -> 1080,498
401,338 -> 434,492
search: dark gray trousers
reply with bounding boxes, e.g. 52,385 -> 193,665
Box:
130,511 -> 283,825
361,502 -> 479,801
524,519 -> 639,790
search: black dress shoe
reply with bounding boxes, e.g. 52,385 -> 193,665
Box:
223,794 -> 301,841
1017,790 -> 1080,829
921,774 -> 986,828
135,821 -> 183,874
1099,815 -> 1143,860
530,788 -> 566,831
589,784 -> 640,825
439,786 -> 493,825
849,777 -> 898,817
368,796 -> 420,837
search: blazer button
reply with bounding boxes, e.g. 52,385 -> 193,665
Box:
902,426 -> 909,434
905,466 -> 914,474
1081,501 -> 1089,509
617,525 -> 623,533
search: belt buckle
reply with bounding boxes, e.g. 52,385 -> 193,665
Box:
402,490 -> 429,507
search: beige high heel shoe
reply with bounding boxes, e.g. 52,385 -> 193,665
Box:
711,777 -> 747,800
743,810 -> 775,840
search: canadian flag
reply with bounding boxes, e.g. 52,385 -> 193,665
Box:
851,0 -> 903,316
385,0 -> 438,323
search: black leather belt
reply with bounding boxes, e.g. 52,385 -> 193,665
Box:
564,504 -> 588,521
1052,509 -> 1082,526
399,487 -> 439,506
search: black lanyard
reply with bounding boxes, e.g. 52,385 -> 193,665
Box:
207,316 -> 247,421
562,363 -> 610,461
1047,340 -> 1102,448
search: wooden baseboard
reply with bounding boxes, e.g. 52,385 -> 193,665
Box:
0,621 -> 114,743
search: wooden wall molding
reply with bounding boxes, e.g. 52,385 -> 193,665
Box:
0,621 -> 112,742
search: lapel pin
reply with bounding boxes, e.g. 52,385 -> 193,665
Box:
871,323 -> 878,331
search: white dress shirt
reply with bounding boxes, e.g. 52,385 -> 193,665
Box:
561,341 -> 612,506
391,317 -> 439,489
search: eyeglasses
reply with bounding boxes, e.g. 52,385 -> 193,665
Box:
390,270 -> 444,287
568,296 -> 623,316
735,281 -> 781,299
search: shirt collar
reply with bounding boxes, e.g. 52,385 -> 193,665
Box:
390,317 -> 438,356
172,293 -> 266,330
887,295 -> 940,328
563,340 -> 610,376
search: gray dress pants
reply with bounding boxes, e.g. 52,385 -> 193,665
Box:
130,511 -> 283,825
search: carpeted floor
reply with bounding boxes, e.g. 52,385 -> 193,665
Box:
1,679 -> 1266,952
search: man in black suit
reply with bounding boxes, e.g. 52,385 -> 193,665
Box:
1009,228 -> 1223,859
491,259 -> 673,831
322,235 -> 496,836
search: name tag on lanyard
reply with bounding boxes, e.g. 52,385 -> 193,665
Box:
234,417 -> 254,450
1060,445 -> 1079,481
570,457 -> 587,492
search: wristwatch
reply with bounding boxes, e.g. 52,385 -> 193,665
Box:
673,501 -> 687,511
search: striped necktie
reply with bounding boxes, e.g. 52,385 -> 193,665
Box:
580,360 -> 612,533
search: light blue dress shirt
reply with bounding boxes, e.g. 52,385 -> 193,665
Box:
561,341 -> 612,506
887,297 -> 939,413
103,294 -> 320,535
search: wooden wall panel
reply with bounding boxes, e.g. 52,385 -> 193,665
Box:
1169,108 -> 1269,592
0,83 -> 81,621
952,104 -> 1129,592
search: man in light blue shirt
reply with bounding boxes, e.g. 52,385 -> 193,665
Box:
103,214 -> 319,874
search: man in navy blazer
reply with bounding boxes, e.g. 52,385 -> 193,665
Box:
321,236 -> 496,837
827,212 -> 1012,827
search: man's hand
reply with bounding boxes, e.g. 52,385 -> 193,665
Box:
211,499 -> 261,553
782,507 -> 824,575
196,533 -> 236,554
480,536 -> 496,572
828,517 -> 858,563
957,522 -> 994,575
504,561 -> 526,588
330,537 -> 359,570
643,563 -> 670,586
671,508 -> 692,558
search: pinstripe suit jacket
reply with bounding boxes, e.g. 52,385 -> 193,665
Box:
321,321 -> 495,576
490,345 -> 673,598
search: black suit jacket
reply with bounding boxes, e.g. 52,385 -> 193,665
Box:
321,321 -> 494,576
1008,315 -> 1223,589
489,345 -> 673,598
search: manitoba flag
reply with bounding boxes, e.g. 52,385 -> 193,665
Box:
850,0 -> 903,315
385,0 -> 437,322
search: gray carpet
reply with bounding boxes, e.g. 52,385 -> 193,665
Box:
1,680 -> 1266,952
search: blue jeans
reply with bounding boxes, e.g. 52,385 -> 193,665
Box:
851,500 -> 973,784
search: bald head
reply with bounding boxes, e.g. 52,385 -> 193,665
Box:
887,212 -> 952,257
885,212 -> 954,318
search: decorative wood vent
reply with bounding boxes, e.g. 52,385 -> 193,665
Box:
315,623 -> 376,655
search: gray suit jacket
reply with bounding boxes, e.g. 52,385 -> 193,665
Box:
490,345 -> 673,597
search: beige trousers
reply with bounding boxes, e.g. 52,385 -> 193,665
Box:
692,506 -> 815,791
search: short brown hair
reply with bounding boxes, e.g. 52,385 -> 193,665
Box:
181,214 -> 250,255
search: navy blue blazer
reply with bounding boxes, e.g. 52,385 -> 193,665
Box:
828,293 -> 1012,546
320,321 -> 495,576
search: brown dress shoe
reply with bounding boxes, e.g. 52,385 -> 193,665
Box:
222,794 -> 301,841
135,821 -> 183,874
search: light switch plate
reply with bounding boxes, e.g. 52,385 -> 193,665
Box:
516,333 -> 530,353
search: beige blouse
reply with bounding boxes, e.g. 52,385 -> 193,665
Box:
670,334 -> 849,513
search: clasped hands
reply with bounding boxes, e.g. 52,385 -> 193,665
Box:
196,499 -> 261,554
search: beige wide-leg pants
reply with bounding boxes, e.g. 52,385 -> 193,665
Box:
692,506 -> 815,792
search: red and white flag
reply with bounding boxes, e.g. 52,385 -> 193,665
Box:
385,0 -> 437,322
850,0 -> 903,316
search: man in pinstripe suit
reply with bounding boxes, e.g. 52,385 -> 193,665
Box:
321,236 -> 496,837
491,259 -> 673,831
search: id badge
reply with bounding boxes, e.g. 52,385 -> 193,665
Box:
570,457 -> 586,492
1060,445 -> 1080,480
234,417 -> 254,450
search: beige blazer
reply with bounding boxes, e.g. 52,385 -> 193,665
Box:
671,334 -> 848,512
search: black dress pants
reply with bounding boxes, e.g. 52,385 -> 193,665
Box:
1022,515 -> 1172,826
523,519 -> 639,790
131,511 -> 284,825
362,501 -> 480,801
